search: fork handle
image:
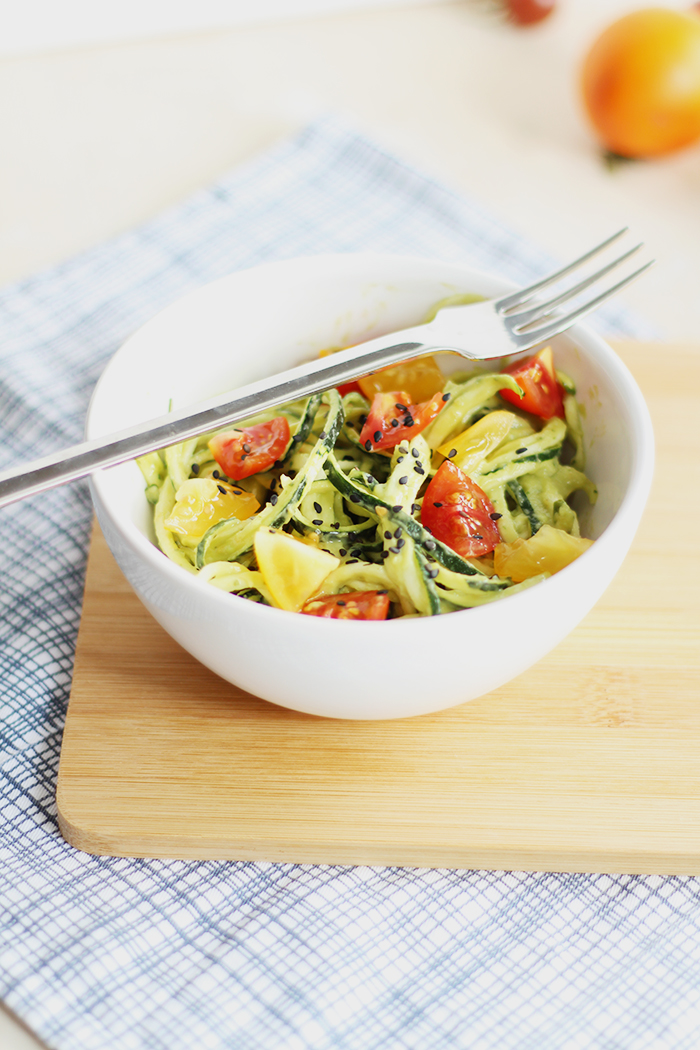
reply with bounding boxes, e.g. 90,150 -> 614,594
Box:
0,334 -> 471,510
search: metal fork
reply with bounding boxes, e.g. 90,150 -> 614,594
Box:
0,229 -> 653,509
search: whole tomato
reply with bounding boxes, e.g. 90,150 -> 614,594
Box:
581,7 -> 700,158
504,0 -> 555,25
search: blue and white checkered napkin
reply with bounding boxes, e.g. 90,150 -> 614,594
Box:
0,116 -> 695,1050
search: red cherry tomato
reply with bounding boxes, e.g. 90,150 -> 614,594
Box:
359,390 -> 446,452
208,417 -> 291,480
499,350 -> 565,420
337,380 -> 363,397
302,591 -> 391,620
421,461 -> 502,558
504,0 -> 555,26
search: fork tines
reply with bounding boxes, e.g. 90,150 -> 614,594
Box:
496,228 -> 654,344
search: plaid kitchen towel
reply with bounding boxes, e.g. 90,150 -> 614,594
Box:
2,115 -> 696,1050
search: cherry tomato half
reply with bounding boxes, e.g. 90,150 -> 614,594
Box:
421,460 -> 502,558
337,380 -> 363,397
359,390 -> 446,452
208,417 -> 291,480
302,591 -> 391,620
499,348 -> 564,420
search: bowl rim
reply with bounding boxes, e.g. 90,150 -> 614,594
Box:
88,251 -> 655,631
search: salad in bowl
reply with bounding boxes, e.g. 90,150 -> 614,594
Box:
87,253 -> 653,718
139,337 -> 597,621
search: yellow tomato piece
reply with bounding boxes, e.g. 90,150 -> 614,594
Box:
319,345 -> 444,401
535,345 -> 555,380
437,410 -> 517,474
494,524 -> 593,583
254,528 -> 339,611
358,356 -> 444,403
164,478 -> 259,546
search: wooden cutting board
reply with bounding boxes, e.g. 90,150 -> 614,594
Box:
56,342 -> 700,873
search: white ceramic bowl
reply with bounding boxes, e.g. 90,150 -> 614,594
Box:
87,254 -> 654,719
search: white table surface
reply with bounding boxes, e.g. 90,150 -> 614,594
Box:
1,1 -> 697,1045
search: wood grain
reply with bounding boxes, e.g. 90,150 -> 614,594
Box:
56,342 -> 700,872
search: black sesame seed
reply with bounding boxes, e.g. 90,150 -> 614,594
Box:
381,551 -> 389,560
314,502 -> 322,514
397,456 -> 405,463
270,493 -> 278,506
332,523 -> 340,529
373,431 -> 382,443
433,501 -> 443,508
320,430 -> 327,440
242,443 -> 252,454
411,503 -> 420,513
384,531 -> 392,540
365,440 -> 372,451
516,447 -> 528,454
394,527 -> 402,539
396,538 -> 405,549
240,454 -> 247,461
336,600 -> 346,606
414,464 -> 425,475
489,512 -> 502,520
191,463 -> 200,475
312,519 -> 323,526
398,476 -> 408,485
395,402 -> 407,411
212,470 -> 221,479
346,559 -> 359,565
217,484 -> 227,495
441,392 -> 451,402
351,550 -> 362,558
404,416 -> 414,427
411,448 -> 420,458
472,534 -> 483,540
428,567 -> 439,579
359,415 -> 367,425
339,548 -> 347,557
424,539 -> 436,550
390,419 -> 399,428
447,449 -> 457,459
376,590 -> 388,595
393,505 -> 402,512
389,546 -> 401,555
232,489 -> 242,495
436,582 -> 449,590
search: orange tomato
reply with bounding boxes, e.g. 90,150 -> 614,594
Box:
581,8 -> 700,158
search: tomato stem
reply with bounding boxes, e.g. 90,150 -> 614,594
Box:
602,150 -> 639,172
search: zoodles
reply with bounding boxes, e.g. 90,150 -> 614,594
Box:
138,340 -> 596,621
